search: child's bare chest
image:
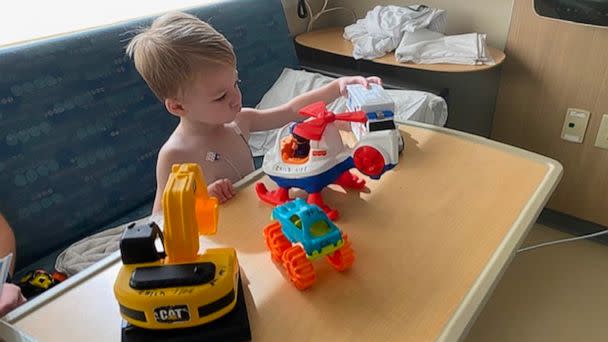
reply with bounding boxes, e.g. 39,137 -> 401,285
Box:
190,128 -> 254,184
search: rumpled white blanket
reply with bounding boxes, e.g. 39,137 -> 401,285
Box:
395,29 -> 495,65
55,224 -> 126,276
344,5 -> 447,60
248,68 -> 448,157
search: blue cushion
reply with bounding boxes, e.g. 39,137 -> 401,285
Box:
12,201 -> 153,283
0,0 -> 298,271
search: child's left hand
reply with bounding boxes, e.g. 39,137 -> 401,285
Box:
337,76 -> 383,97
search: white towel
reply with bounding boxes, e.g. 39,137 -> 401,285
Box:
344,5 -> 447,60
395,31 -> 495,65
398,28 -> 445,46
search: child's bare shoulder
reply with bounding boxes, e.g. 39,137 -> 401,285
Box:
157,134 -> 198,168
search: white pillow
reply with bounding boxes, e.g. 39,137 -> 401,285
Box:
248,68 -> 447,157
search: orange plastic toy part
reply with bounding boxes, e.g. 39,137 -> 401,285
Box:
162,163 -> 219,264
326,234 -> 355,272
263,221 -> 292,263
281,245 -> 316,290
263,220 -> 316,290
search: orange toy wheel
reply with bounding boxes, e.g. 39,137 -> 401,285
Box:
326,234 -> 355,272
282,245 -> 316,290
263,221 -> 292,263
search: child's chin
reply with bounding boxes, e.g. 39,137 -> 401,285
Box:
224,113 -> 238,123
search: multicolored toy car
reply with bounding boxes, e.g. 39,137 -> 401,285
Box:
263,198 -> 354,290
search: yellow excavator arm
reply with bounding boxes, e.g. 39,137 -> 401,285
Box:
162,163 -> 219,263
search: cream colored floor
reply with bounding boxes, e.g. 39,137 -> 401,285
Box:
465,224 -> 608,342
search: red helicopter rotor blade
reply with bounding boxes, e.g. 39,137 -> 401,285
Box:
334,110 -> 368,123
298,101 -> 328,118
293,117 -> 327,141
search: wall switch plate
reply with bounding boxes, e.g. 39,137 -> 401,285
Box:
594,114 -> 608,150
561,108 -> 590,143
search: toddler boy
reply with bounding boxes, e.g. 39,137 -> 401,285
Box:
126,12 -> 381,213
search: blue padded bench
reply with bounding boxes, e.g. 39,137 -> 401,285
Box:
0,0 -> 298,278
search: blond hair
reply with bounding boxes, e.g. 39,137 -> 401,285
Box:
126,12 -> 236,100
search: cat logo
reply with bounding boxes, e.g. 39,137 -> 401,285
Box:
154,305 -> 190,323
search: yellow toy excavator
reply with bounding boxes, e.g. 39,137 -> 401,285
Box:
114,164 -> 250,341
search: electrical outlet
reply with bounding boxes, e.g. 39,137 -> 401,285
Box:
594,114 -> 608,150
561,108 -> 590,143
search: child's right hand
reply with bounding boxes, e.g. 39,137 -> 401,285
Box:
337,76 -> 383,97
207,178 -> 236,203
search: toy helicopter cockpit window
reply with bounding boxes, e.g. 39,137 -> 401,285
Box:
280,132 -> 310,164
292,133 -> 310,158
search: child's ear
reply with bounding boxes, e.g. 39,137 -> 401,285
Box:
165,98 -> 186,117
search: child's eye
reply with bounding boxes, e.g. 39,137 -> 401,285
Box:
215,93 -> 227,102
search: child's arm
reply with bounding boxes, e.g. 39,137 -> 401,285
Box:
237,76 -> 382,134
152,146 -> 189,215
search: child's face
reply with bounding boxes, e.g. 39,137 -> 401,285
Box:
179,64 -> 242,125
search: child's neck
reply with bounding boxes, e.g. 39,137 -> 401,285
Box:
178,117 -> 223,136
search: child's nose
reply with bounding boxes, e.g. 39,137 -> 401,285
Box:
229,88 -> 241,108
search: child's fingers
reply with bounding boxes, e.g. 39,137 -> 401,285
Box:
214,190 -> 226,203
366,76 -> 382,85
209,184 -> 226,203
227,180 -> 236,195
217,192 -> 227,203
18,293 -> 26,305
359,76 -> 369,88
339,82 -> 348,97
219,179 -> 234,200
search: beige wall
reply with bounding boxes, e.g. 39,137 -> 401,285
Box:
281,0 -> 309,35
306,0 -> 515,50
492,0 -> 608,226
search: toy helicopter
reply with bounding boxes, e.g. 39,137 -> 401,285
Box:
256,84 -> 403,220
114,163 -> 250,341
